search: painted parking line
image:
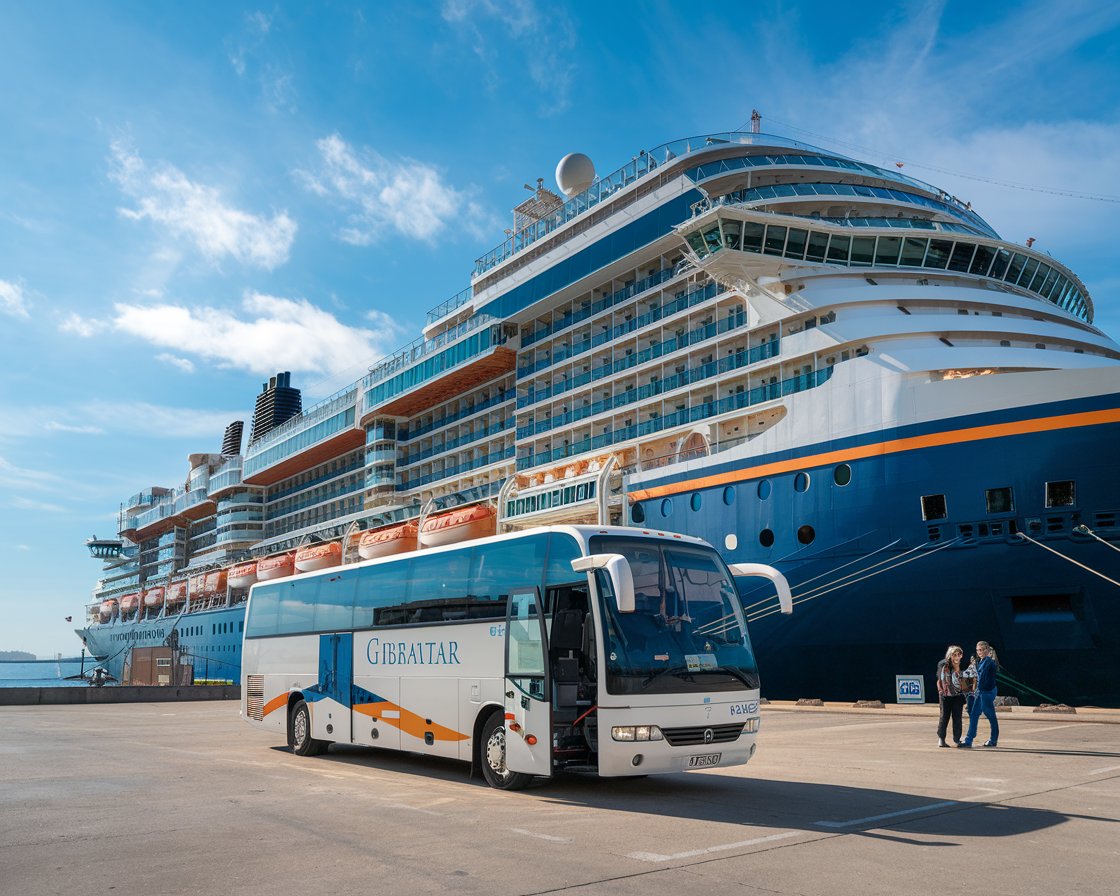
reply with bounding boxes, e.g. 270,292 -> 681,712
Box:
815,800 -> 958,828
510,828 -> 571,842
1088,765 -> 1120,775
627,830 -> 801,862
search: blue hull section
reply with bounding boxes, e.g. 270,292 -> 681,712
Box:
77,604 -> 246,685
635,409 -> 1120,706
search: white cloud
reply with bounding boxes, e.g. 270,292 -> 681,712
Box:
301,134 -> 490,245
156,353 -> 196,374
109,139 -> 296,269
16,544 -> 31,551
0,279 -> 29,318
44,422 -> 105,435
112,291 -> 404,379
10,496 -> 66,513
59,312 -> 108,337
0,455 -> 63,491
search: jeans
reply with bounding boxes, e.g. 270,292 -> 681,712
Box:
964,689 -> 999,745
937,694 -> 965,742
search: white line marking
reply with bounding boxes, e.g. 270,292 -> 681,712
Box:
1088,765 -> 1120,775
627,831 -> 800,862
1015,724 -> 1079,734
510,828 -> 571,842
815,800 -> 958,828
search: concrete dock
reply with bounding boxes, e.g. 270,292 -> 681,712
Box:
1,701 -> 1116,895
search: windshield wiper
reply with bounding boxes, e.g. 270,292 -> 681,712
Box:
701,665 -> 755,688
641,665 -> 696,688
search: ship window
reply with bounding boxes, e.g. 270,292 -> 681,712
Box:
794,472 -> 810,493
631,502 -> 645,524
759,528 -> 775,548
1005,253 -> 1027,285
985,487 -> 1014,514
921,494 -> 947,521
741,222 -> 765,252
1011,593 -> 1075,622
1045,481 -> 1075,508
805,231 -> 829,262
826,234 -> 851,263
764,225 -> 788,256
1017,257 -> 1040,288
900,237 -> 928,266
875,236 -> 902,265
989,248 -> 1012,279
785,228 -> 808,259
690,492 -> 702,512
1000,340 -> 1011,347
797,525 -> 816,545
660,498 -> 673,517
924,239 -> 953,269
850,236 -> 874,265
947,242 -> 975,272
757,479 -> 772,500
723,486 -> 735,506
833,463 -> 852,487
970,244 -> 996,277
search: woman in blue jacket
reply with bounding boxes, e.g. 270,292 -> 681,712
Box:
959,641 -> 999,748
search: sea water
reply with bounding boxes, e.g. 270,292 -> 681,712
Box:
0,659 -> 92,687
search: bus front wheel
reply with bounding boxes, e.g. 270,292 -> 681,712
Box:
480,711 -> 532,790
289,700 -> 327,757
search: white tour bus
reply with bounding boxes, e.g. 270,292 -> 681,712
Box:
241,525 -> 791,789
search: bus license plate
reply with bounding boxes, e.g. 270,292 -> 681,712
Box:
687,753 -> 721,768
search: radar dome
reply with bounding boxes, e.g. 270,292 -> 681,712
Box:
556,153 -> 595,198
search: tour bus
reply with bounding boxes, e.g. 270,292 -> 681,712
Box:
241,525 -> 791,789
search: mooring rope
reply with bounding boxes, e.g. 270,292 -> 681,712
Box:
1014,530 -> 1120,589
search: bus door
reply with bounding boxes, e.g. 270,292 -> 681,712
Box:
317,632 -> 352,743
503,587 -> 551,777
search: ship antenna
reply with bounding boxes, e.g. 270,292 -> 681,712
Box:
750,109 -> 761,133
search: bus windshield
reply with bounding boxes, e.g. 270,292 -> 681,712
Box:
588,536 -> 758,695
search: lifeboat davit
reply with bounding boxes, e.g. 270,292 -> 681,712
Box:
203,570 -> 228,595
119,593 -> 140,616
165,582 -> 187,607
358,523 -> 418,560
143,587 -> 165,610
257,552 -> 295,581
419,504 -> 496,548
295,542 -> 342,572
228,561 -> 258,590
99,599 -> 119,623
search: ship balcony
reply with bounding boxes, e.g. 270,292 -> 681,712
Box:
86,538 -> 124,560
401,390 -> 515,443
174,487 -> 215,521
207,459 -> 245,498
243,394 -> 362,487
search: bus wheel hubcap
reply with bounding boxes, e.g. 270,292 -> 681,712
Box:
486,729 -> 507,776
294,714 -> 306,744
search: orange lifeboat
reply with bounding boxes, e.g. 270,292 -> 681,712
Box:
188,574 -> 207,601
419,504 -> 496,548
143,587 -> 165,610
358,523 -> 418,560
295,541 -> 342,572
204,570 -> 228,596
257,552 -> 295,581
228,561 -> 258,590
119,593 -> 140,616
165,582 -> 187,607
99,599 -> 119,623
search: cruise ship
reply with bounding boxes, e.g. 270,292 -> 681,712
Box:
79,122 -> 1120,705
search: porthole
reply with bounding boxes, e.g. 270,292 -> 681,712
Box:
759,528 -> 775,548
794,472 -> 810,493
797,525 -> 816,545
834,463 -> 852,487
660,498 -> 673,517
723,486 -> 735,506
757,479 -> 772,500
631,502 -> 645,524
690,492 -> 702,512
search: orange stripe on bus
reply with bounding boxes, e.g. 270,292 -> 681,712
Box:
262,693 -> 290,717
354,701 -> 470,742
628,406 -> 1120,502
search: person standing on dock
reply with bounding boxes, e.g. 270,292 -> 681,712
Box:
959,641 -> 999,748
936,645 -> 967,747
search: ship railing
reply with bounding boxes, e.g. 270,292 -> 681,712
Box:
516,367 -> 832,471
399,446 -> 516,492
399,418 -> 515,467
245,386 -> 358,457
425,284 -> 474,325
399,390 -> 515,442
363,313 -> 502,389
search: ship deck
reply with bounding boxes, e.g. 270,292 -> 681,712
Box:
2,701 -> 1117,896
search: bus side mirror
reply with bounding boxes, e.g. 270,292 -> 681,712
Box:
571,553 -> 635,613
728,562 -> 793,614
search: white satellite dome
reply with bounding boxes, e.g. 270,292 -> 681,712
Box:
555,153 -> 596,198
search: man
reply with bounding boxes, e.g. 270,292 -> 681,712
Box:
958,640 -> 999,748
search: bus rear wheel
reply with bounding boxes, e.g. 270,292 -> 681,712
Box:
289,700 -> 327,757
480,711 -> 532,790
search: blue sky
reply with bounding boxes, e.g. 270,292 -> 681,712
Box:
2,1 -> 1119,657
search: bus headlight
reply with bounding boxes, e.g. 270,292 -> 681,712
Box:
743,717 -> 760,734
612,725 -> 665,742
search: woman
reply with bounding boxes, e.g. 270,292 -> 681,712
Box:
959,640 -> 1000,748
935,646 -> 967,747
